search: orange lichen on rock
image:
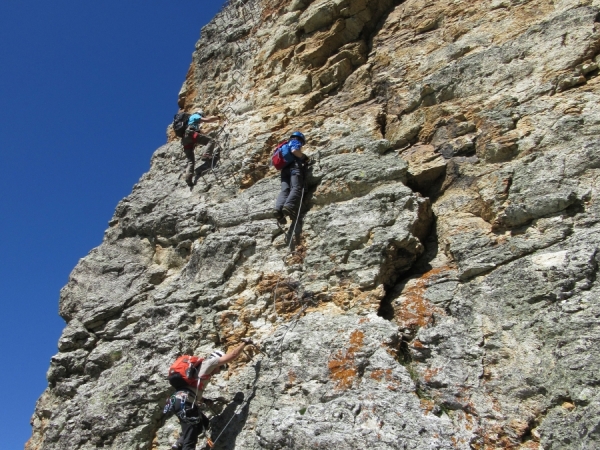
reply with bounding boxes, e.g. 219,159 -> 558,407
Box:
561,401 -> 575,411
255,273 -> 281,294
508,419 -> 530,438
393,268 -> 449,329
238,138 -> 279,188
215,309 -> 258,370
370,368 -> 392,382
260,1 -> 286,22
464,414 -> 474,431
328,330 -> 365,390
411,339 -> 425,348
217,311 -> 251,355
370,367 -> 400,391
422,367 -> 441,384
288,370 -> 297,385
285,238 -> 307,265
482,365 -> 493,382
420,398 -> 436,415
255,273 -> 302,315
521,442 -> 542,449
176,63 -> 198,111
331,284 -> 385,311
472,417 -> 535,450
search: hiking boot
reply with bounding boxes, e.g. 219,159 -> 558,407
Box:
282,206 -> 297,219
272,209 -> 286,225
185,175 -> 194,188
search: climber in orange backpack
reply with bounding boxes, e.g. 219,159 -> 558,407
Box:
172,108 -> 222,188
271,131 -> 310,224
164,338 -> 253,450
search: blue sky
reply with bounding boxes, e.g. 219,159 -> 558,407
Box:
0,1 -> 226,446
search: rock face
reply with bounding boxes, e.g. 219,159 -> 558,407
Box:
29,0 -> 600,449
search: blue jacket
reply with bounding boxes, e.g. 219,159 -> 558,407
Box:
284,138 -> 305,173
188,113 -> 203,130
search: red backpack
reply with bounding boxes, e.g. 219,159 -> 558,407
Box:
271,140 -> 294,170
168,355 -> 210,391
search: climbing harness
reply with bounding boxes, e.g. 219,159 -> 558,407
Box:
166,390 -> 203,425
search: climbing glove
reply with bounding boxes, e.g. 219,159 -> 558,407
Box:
241,338 -> 254,345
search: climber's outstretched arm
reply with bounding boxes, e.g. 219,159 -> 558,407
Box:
216,339 -> 253,366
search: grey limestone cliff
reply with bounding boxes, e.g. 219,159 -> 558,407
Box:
29,0 -> 600,449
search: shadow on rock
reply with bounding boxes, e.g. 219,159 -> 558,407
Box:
204,361 -> 261,450
193,154 -> 222,184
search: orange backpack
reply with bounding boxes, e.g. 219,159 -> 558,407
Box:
168,355 -> 210,391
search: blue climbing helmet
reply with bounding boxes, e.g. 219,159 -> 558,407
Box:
289,131 -> 305,145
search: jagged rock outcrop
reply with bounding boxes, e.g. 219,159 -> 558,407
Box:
29,0 -> 600,449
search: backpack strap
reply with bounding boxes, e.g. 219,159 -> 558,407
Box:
193,359 -> 205,397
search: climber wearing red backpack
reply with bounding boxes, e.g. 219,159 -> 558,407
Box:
271,131 -> 310,224
164,338 -> 253,450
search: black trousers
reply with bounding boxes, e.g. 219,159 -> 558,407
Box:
275,164 -> 304,213
173,393 -> 209,450
177,418 -> 202,450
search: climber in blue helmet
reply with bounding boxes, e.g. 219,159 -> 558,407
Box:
272,131 -> 310,224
